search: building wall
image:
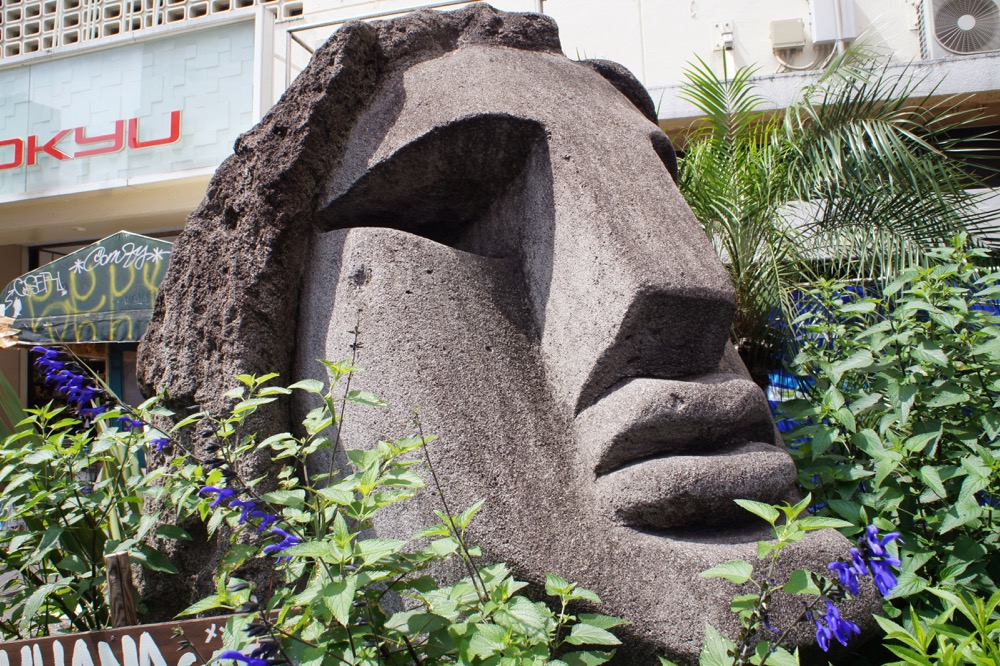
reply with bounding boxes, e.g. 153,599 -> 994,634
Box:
280,0 -> 924,89
0,244 -> 25,399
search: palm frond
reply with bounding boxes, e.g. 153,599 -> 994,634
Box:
676,42 -> 1000,382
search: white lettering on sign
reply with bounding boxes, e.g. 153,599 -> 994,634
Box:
69,243 -> 170,275
0,632 -> 177,666
4,272 -> 67,300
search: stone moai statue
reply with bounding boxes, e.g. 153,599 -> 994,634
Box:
139,4 -> 876,662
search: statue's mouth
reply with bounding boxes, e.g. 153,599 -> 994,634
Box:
574,374 -> 797,530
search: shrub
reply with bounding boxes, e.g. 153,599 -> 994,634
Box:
0,348 -> 174,638
780,237 -> 1000,613
150,360 -> 625,665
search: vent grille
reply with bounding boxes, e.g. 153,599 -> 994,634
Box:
0,0 -> 303,60
933,0 -> 1000,54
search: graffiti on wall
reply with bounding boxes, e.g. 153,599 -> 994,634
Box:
0,232 -> 172,344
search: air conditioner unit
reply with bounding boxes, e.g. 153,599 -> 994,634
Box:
925,0 -> 1000,57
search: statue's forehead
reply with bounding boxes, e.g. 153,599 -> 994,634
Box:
328,45 -> 650,200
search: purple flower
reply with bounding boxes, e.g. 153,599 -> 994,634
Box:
79,405 -> 107,419
828,561 -> 859,595
263,527 -> 300,563
823,601 -> 860,647
829,526 -> 902,598
814,618 -> 832,652
229,498 -> 259,524
864,525 -> 901,558
761,611 -> 779,634
860,526 -> 902,596
199,486 -> 236,507
849,547 -> 868,578
117,417 -> 145,431
870,559 -> 899,596
249,510 -> 278,531
218,650 -> 269,666
151,438 -> 170,452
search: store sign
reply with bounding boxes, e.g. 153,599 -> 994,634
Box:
0,20 -> 255,198
0,231 -> 172,343
0,111 -> 181,171
0,616 -> 226,666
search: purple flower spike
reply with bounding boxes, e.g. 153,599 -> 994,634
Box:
229,498 -> 259,524
823,601 -> 860,647
263,527 -> 300,562
814,618 -> 832,652
871,560 -> 899,596
829,561 -> 860,595
79,406 -> 107,419
117,417 -> 145,431
865,525 -> 902,557
218,650 -> 269,666
150,438 -> 170,452
249,510 -> 278,531
199,486 -> 237,507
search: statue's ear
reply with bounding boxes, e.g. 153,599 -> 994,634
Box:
579,59 -> 658,124
580,59 -> 677,183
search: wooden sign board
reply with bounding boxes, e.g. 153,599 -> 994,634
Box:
0,617 -> 228,666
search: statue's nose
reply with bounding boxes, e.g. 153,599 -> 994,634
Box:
572,280 -> 736,414
534,162 -> 739,411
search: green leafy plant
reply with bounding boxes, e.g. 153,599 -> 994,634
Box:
677,48 -> 999,384
660,496 -> 900,666
153,358 -> 625,665
781,237 -> 1000,613
0,396 -> 174,637
878,589 -> 1000,665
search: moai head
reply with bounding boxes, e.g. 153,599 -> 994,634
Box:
140,5 -> 875,662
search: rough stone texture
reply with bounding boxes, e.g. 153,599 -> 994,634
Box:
139,4 -> 879,662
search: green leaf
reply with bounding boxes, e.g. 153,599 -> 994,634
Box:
232,397 -> 276,415
912,343 -> 948,367
561,652 -> 615,666
154,524 -> 191,541
733,499 -> 779,524
831,349 -> 873,383
177,594 -> 225,617
18,582 -> 65,632
578,614 -> 629,630
288,379 -> 325,393
467,623 -> 507,659
565,623 -> 622,646
356,538 -> 405,567
699,560 -> 753,584
260,489 -> 305,507
886,571 -> 928,600
699,624 -> 735,666
925,383 -> 969,408
220,544 -> 258,573
763,646 -> 799,666
783,569 -> 821,596
918,466 -> 947,501
323,576 -> 357,627
794,516 -> 853,530
346,389 -> 388,408
940,501 -> 982,534
546,573 -> 574,597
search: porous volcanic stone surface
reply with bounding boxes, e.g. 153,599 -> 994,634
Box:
139,4 -> 879,663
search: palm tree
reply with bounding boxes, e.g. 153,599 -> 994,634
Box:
676,47 -> 999,386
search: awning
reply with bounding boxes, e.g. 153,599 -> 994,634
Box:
0,232 -> 172,345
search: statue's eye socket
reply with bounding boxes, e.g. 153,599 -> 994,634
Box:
316,114 -> 546,250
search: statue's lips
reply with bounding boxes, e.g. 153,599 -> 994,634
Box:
574,375 -> 797,530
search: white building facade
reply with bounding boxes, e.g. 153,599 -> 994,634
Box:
1,0 -> 997,397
